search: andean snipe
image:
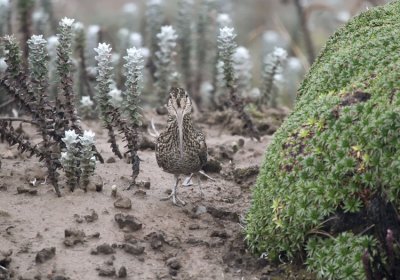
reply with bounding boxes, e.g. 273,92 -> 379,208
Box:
156,87 -> 208,205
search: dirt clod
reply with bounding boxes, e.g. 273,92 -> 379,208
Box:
16,187 -> 37,195
117,266 -> 127,278
114,197 -> 132,209
207,206 -> 240,223
64,229 -> 86,247
35,247 -> 55,264
146,231 -> 166,250
188,224 -> 200,230
106,157 -> 116,163
84,209 -> 98,223
92,244 -> 115,255
233,165 -> 259,184
114,214 -> 142,232
97,266 -> 116,277
123,243 -> 145,255
211,230 -> 229,239
166,257 -> 181,270
202,157 -> 222,173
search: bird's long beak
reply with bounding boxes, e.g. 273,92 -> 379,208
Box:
176,110 -> 184,159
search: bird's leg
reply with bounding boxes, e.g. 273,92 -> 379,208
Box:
183,173 -> 194,187
160,175 -> 186,206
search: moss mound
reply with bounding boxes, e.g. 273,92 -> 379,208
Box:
246,2 -> 400,279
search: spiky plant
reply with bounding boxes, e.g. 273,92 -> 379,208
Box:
17,0 -> 35,63
154,25 -> 179,103
176,0 -> 194,93
195,0 -> 217,95
123,47 -> 144,185
27,34 -> 61,196
95,42 -> 142,186
145,0 -> 164,60
73,21 -> 94,101
123,47 -> 144,125
233,46 -> 252,97
32,7 -> 50,36
217,26 -> 259,140
261,47 -> 287,108
56,17 -> 81,132
0,0 -> 10,36
79,130 -> 96,189
94,43 -> 122,159
46,35 -> 59,98
79,96 -> 94,119
60,130 -> 80,191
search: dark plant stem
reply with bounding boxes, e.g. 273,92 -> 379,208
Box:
17,0 -> 34,67
0,117 -> 38,125
106,123 -> 123,159
293,0 -> 315,65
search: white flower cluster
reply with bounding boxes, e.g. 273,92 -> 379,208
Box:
94,43 -> 113,81
124,47 -> 144,125
61,129 -> 79,149
108,88 -> 123,106
29,34 -> 47,46
218,26 -> 236,45
261,47 -> 288,107
27,35 -> 48,84
217,13 -> 232,28
154,26 -> 179,99
60,17 -> 75,28
122,3 -> 138,15
80,96 -> 94,107
157,26 -> 178,54
233,46 -> 252,95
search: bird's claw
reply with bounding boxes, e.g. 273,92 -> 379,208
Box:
160,190 -> 186,206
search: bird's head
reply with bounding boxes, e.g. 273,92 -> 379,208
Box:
167,87 -> 192,158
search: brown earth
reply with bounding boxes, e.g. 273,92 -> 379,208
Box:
0,110 -> 313,280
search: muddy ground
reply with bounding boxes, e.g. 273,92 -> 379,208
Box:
0,109 -> 314,280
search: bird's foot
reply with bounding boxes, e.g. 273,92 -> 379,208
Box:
160,189 -> 186,206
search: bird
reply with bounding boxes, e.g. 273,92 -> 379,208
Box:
155,87 -> 209,206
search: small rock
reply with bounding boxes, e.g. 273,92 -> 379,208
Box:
89,232 -> 100,239
64,229 -> 86,247
139,135 -> 156,150
51,275 -> 69,280
88,175 -> 103,192
17,187 -> 29,194
117,266 -> 127,278
210,230 -> 229,239
134,190 -> 146,197
114,197 -> 132,209
156,106 -> 168,115
137,181 -> 151,189
169,268 -> 178,276
84,209 -> 98,223
166,257 -> 181,270
73,214 -> 83,223
93,243 -> 115,255
114,214 -> 142,232
106,157 -> 116,163
233,165 -> 259,184
203,158 -> 222,173
207,207 -> 240,223
98,266 -> 115,277
123,243 -> 145,255
147,232 -> 165,250
188,224 -> 200,230
194,205 -> 207,216
35,247 -> 55,263
123,234 -> 138,244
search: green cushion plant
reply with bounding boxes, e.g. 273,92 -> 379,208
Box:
246,2 -> 400,279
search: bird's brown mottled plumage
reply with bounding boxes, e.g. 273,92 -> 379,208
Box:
155,87 -> 208,205
156,87 -> 207,175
